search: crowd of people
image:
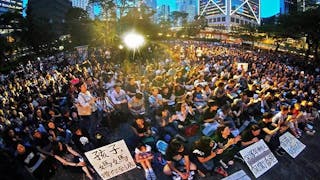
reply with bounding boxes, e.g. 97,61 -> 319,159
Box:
0,41 -> 319,180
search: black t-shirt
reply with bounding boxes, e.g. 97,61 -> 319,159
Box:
203,109 -> 217,122
241,129 -> 263,143
131,121 -> 150,134
125,84 -> 138,97
212,133 -> 234,149
258,120 -> 275,138
165,147 -> 189,163
16,147 -> 41,168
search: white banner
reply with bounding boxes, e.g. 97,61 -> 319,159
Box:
240,140 -> 278,178
75,45 -> 88,62
222,170 -> 251,180
280,132 -> 306,158
85,140 -> 136,180
237,63 -> 248,72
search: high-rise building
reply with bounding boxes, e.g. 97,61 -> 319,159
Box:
157,4 -> 170,23
28,0 -> 72,36
145,0 -> 157,10
280,0 -> 298,14
71,0 -> 95,19
176,0 -> 198,22
0,0 -> 23,35
71,0 -> 89,10
199,0 -> 260,30
86,3 -> 95,19
0,0 -> 23,15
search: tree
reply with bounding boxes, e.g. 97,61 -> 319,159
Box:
233,24 -> 263,49
89,0 -> 117,46
65,7 -> 91,46
171,11 -> 188,27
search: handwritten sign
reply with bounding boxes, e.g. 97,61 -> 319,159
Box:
240,140 -> 278,178
280,132 -> 306,158
237,63 -> 248,72
222,170 -> 251,180
85,140 -> 136,180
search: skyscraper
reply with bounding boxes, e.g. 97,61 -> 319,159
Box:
28,0 -> 72,36
0,0 -> 23,35
176,0 -> 198,22
71,0 -> 95,19
157,4 -> 170,23
71,0 -> 89,10
0,0 -> 23,15
280,0 -> 298,14
145,0 -> 157,9
199,0 -> 260,30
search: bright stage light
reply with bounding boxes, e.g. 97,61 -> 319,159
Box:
123,32 -> 145,50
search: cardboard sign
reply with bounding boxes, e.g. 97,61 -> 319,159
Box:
237,63 -> 248,72
85,140 -> 136,180
222,170 -> 251,180
280,132 -> 306,158
240,140 -> 278,178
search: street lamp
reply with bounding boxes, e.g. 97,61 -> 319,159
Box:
123,31 -> 145,50
122,31 -> 145,73
123,31 -> 145,59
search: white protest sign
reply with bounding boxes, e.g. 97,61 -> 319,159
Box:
85,140 -> 136,180
240,140 -> 278,178
222,170 -> 251,180
237,63 -> 248,72
280,132 -> 306,158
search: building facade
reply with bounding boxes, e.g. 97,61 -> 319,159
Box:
28,0 -> 72,36
176,0 -> 198,22
199,0 -> 260,30
71,0 -> 89,10
0,0 -> 23,35
0,0 -> 23,15
157,4 -> 170,23
280,0 -> 298,14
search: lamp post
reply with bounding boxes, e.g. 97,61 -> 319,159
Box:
123,31 -> 145,60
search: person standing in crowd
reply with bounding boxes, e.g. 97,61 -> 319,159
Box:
76,82 -> 96,136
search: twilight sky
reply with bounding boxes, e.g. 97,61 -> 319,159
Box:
23,0 -> 280,18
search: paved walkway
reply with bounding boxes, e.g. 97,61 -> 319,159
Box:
51,120 -> 320,180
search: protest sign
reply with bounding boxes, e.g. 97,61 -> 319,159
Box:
85,140 -> 136,180
240,140 -> 278,178
237,63 -> 248,72
222,170 -> 251,180
280,132 -> 306,158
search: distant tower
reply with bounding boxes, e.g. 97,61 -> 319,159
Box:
280,0 -> 298,14
176,0 -> 198,22
199,0 -> 260,31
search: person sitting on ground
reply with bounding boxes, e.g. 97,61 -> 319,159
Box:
191,136 -> 227,177
51,141 -> 93,180
135,143 -> 156,180
258,112 -> 286,156
272,105 -> 290,134
211,125 -> 241,168
131,116 -> 153,145
128,92 -> 146,117
16,143 -> 53,179
163,139 -> 197,180
240,124 -> 262,147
